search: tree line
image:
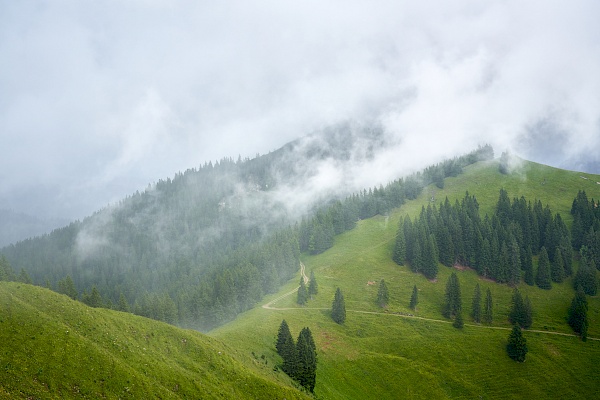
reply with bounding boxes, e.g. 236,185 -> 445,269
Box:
393,189 -> 576,288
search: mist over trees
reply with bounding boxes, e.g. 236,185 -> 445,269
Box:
0,141 -> 492,330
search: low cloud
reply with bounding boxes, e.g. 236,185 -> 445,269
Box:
1,0 -> 599,226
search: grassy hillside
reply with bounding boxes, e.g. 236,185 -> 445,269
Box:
0,282 -> 311,399
212,159 -> 600,399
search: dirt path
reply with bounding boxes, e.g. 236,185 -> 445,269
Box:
262,264 -> 599,341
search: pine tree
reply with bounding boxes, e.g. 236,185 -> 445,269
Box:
118,292 -> 130,312
522,245 -> 534,286
574,247 -> 598,296
276,320 -> 298,377
296,327 -> 317,392
409,285 -> 419,310
535,247 -> 552,290
376,279 -> 389,308
393,217 -> 406,265
471,283 -> 482,323
483,288 -> 493,324
276,320 -> 293,356
453,310 -> 464,329
551,247 -> 565,283
568,285 -> 589,341
57,275 -> 78,300
331,287 -> 346,324
17,268 -> 32,284
308,270 -> 318,298
506,325 -> 528,362
508,289 -> 532,329
442,272 -> 462,319
297,277 -> 308,305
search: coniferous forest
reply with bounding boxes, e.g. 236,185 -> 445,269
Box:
0,138 -> 493,330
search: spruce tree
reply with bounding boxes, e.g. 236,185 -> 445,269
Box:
118,292 -> 130,312
281,334 -> 298,377
296,327 -> 317,392
442,272 -> 462,319
483,288 -> 493,324
506,325 -> 528,362
308,270 -> 318,298
522,245 -> 535,286
509,289 -> 525,327
574,247 -> 598,296
276,320 -> 293,356
376,279 -> 389,308
453,310 -> 464,329
331,287 -> 346,324
568,285 -> 589,341
535,247 -> 552,290
551,247 -> 565,283
393,217 -> 406,265
297,278 -> 308,305
409,285 -> 419,310
471,283 -> 481,323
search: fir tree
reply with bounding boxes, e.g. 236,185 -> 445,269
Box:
17,268 -> 32,284
523,295 -> 533,329
471,283 -> 482,323
567,285 -> 589,341
506,325 -> 528,362
393,217 -> 406,265
409,285 -> 419,310
551,247 -> 565,283
508,289 -> 532,329
453,310 -> 464,329
535,247 -> 552,290
442,272 -> 462,319
308,270 -> 318,298
276,320 -> 293,356
522,245 -> 535,286
483,288 -> 493,324
296,327 -> 317,392
376,279 -> 389,308
276,320 -> 298,377
57,275 -> 78,300
331,287 -> 346,324
297,277 -> 308,305
118,292 -> 130,312
574,247 -> 598,296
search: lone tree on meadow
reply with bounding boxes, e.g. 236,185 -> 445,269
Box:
506,324 -> 528,362
331,287 -> 346,324
308,270 -> 318,298
442,272 -> 462,319
376,279 -> 389,308
409,285 -> 419,310
297,277 -> 308,305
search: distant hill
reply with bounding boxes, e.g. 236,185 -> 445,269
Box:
212,158 -> 600,399
0,281 -> 310,399
0,125 -> 491,331
0,209 -> 67,247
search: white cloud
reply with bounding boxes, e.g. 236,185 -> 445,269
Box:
1,0 -> 599,222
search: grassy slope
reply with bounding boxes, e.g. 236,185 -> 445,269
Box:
0,282 -> 310,399
212,159 -> 600,399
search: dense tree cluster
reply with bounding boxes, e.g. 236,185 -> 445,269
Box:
276,320 -> 317,392
393,188 -> 572,285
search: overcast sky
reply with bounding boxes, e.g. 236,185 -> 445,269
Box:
1,0 -> 599,223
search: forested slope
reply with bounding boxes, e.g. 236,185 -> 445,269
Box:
0,125 -> 492,330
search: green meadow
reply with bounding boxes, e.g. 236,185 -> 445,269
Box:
212,159 -> 600,399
